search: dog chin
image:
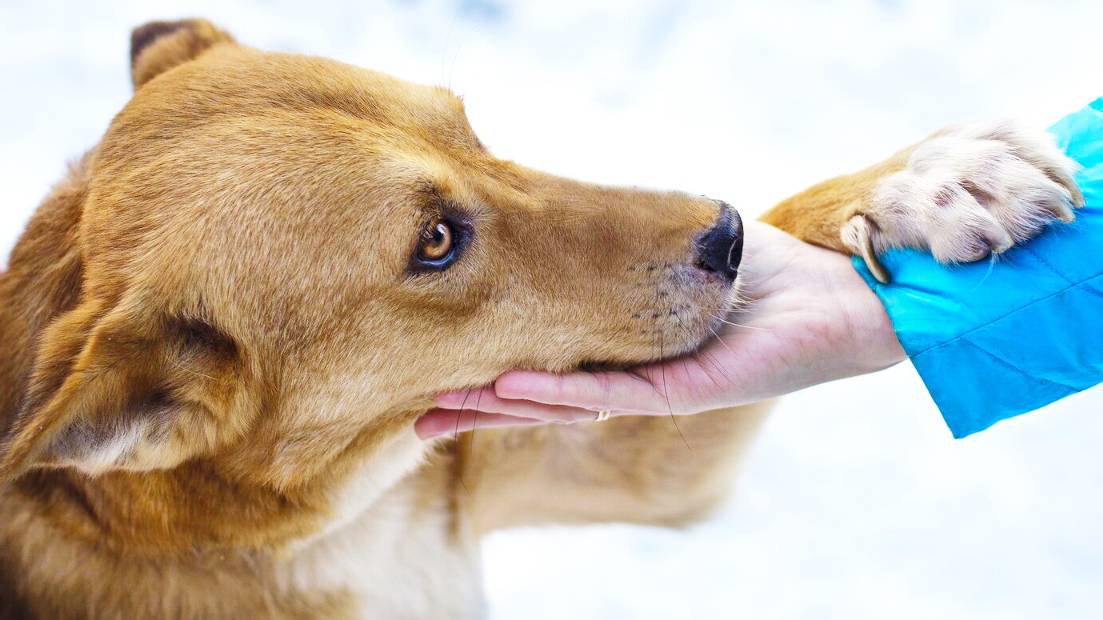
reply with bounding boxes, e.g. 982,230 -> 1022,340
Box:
578,316 -> 732,373
660,287 -> 746,362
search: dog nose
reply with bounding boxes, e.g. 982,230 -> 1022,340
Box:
694,203 -> 743,281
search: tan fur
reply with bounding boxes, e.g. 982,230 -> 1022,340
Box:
0,19 -> 1078,619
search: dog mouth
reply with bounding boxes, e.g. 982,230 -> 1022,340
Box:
577,288 -> 743,374
574,334 -> 713,375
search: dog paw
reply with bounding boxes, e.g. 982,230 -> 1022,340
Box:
844,120 -> 1084,283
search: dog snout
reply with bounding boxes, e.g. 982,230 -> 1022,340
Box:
694,203 -> 743,281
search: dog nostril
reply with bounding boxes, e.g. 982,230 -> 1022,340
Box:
694,203 -> 743,282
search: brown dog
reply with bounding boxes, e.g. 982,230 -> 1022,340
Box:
0,19 -> 1080,619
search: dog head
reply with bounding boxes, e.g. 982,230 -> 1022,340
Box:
0,20 -> 742,510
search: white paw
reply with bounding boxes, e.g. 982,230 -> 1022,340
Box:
844,120 -> 1084,283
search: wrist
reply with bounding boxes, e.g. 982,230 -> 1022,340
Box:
836,260 -> 906,372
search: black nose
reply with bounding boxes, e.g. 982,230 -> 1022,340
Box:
694,203 -> 743,282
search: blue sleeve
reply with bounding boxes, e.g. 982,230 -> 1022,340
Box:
852,99 -> 1103,438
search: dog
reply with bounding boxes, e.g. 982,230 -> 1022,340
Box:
0,19 -> 1081,619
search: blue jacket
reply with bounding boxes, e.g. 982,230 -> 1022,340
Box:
853,99 -> 1103,438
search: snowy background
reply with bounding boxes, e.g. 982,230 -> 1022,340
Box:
2,1 -> 1101,618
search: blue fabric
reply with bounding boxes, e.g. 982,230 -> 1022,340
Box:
853,99 -> 1103,438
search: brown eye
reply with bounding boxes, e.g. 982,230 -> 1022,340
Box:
419,221 -> 454,260
412,218 -> 466,272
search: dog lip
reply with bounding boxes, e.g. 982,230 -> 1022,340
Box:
576,318 -> 728,372
577,360 -> 628,373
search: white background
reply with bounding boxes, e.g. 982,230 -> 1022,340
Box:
1,1 -> 1100,618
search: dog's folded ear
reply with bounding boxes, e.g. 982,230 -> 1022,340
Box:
130,18 -> 236,89
0,300 -> 249,483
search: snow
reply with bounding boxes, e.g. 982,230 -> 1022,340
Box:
1,1 -> 1100,618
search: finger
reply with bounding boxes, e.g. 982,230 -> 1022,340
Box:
436,386 -> 496,409
436,389 -> 599,423
415,409 -> 545,440
493,369 -> 665,412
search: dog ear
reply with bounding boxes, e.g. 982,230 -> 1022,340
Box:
130,18 -> 236,89
0,301 -> 246,483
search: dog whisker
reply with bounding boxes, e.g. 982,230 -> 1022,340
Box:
711,314 -> 767,332
697,325 -> 737,386
453,387 -> 476,494
652,283 -> 691,451
707,324 -> 744,362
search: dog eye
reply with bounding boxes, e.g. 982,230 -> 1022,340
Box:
413,219 -> 461,270
419,220 -> 454,260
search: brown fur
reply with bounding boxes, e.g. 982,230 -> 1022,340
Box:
0,19 -> 1029,619
761,147 -> 911,251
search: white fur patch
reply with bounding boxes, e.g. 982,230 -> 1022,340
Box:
75,420 -> 149,475
322,430 -> 426,535
277,437 -> 485,619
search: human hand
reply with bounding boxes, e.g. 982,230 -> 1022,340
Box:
415,220 -> 906,439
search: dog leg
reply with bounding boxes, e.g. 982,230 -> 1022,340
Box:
456,401 -> 772,534
762,121 -> 1083,282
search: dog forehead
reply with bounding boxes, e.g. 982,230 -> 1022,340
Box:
88,45 -> 485,227
87,47 -> 479,231
168,46 -> 473,141
76,46 -> 532,340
